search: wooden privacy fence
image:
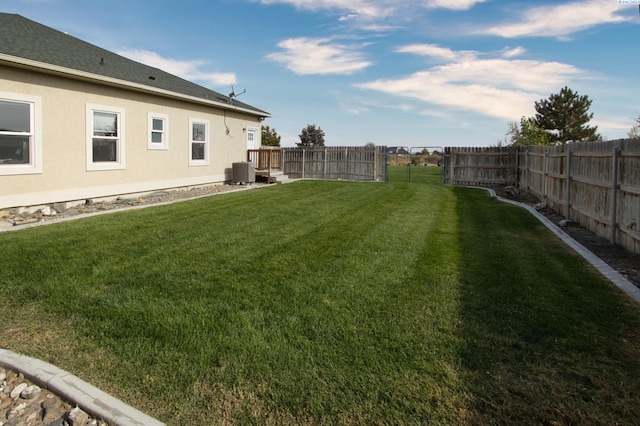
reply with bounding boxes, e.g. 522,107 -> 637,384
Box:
518,139 -> 640,254
443,139 -> 640,254
282,146 -> 387,182
443,147 -> 518,187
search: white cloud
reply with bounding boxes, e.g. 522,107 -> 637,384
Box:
395,43 -> 528,62
483,0 -> 632,38
338,96 -> 415,115
396,44 -> 477,62
357,45 -> 586,120
501,46 -> 526,58
257,0 -> 485,22
340,102 -> 371,115
258,0 -> 393,20
117,49 -> 237,87
424,0 -> 487,11
266,37 -> 371,75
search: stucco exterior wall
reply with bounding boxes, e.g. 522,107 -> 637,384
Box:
0,66 -> 263,209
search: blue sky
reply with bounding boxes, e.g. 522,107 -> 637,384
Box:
4,0 -> 640,147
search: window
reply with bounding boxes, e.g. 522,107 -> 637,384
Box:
148,113 -> 169,150
189,118 -> 209,166
86,104 -> 125,171
0,93 -> 42,175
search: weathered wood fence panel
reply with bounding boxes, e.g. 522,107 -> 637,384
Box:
283,146 -> 387,182
444,139 -> 640,254
443,147 -> 518,187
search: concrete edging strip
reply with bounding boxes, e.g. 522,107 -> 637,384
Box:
478,187 -> 640,305
0,348 -> 165,426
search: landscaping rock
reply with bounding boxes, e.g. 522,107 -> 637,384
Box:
2,183 -> 264,228
26,405 -> 44,423
10,382 -> 28,399
0,367 -> 96,426
21,384 -> 41,399
534,202 -> 547,210
6,401 -> 27,419
0,397 -> 12,409
41,206 -> 56,216
67,406 -> 90,425
504,185 -> 519,196
3,383 -> 14,394
42,394 -> 64,424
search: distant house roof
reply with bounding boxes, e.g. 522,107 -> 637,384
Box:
387,147 -> 409,154
0,13 -> 269,118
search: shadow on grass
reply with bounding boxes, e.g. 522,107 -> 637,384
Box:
453,186 -> 640,424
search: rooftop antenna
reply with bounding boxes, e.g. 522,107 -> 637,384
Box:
228,85 -> 246,103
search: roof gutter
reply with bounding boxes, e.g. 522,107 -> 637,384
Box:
0,53 -> 271,119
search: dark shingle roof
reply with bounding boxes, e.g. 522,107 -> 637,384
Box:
0,13 -> 269,117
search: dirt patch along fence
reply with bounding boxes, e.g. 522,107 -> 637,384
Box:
282,146 -> 387,182
443,139 -> 640,255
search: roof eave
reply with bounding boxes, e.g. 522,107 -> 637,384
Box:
0,53 -> 271,119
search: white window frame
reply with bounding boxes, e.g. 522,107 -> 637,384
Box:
86,104 -> 125,171
148,112 -> 169,150
0,92 -> 42,176
189,117 -> 209,166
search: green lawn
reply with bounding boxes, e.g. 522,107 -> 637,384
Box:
1,166 -> 639,425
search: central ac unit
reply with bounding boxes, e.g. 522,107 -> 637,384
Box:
232,162 -> 256,184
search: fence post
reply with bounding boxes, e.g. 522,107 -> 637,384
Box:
543,150 -> 549,203
373,147 -> 378,181
323,147 -> 327,179
345,147 -> 349,180
565,148 -> 572,220
610,147 -> 620,245
524,149 -> 529,192
302,148 -> 306,179
449,149 -> 455,185
515,146 -> 520,188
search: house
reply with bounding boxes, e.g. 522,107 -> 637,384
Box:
0,13 -> 270,211
386,147 -> 409,155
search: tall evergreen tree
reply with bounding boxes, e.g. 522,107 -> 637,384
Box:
534,86 -> 600,144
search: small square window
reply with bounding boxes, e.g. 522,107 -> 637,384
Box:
148,113 -> 169,150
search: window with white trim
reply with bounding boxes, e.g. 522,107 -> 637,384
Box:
189,118 -> 209,166
0,93 -> 42,175
86,104 -> 125,171
148,113 -> 169,150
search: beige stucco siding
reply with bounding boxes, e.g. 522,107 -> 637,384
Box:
0,66 -> 263,209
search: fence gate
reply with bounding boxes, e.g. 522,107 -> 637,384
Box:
408,146 -> 445,182
282,146 -> 387,182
